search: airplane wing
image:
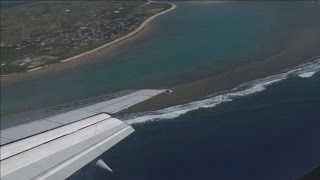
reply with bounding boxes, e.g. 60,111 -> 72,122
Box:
0,89 -> 168,180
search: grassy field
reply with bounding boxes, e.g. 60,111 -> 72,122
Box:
0,1 -> 170,74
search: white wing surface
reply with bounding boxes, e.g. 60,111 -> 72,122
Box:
0,113 -> 133,180
0,89 -> 168,180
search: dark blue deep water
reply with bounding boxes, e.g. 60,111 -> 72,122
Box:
69,73 -> 320,180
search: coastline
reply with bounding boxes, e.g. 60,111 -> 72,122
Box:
2,1 -> 320,116
0,2 -> 176,81
60,1 -> 176,64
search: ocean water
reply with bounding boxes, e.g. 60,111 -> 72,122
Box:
2,1 -> 320,115
1,2 -> 320,179
69,63 -> 320,180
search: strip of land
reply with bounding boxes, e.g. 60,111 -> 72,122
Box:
120,23 -> 320,114
0,1 -> 175,77
61,3 -> 176,64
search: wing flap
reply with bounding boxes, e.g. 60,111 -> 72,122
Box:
0,113 -> 111,160
0,115 -> 134,180
36,126 -> 134,180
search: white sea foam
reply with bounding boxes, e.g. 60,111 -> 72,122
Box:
125,58 -> 320,125
299,72 -> 316,78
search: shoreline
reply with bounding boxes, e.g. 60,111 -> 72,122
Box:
61,2 -> 176,64
0,1 -> 176,80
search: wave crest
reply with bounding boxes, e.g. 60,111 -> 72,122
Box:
299,72 -> 316,78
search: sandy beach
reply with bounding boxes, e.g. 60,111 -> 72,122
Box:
0,2 -> 176,83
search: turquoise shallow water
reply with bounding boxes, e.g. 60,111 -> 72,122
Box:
1,2 -> 320,115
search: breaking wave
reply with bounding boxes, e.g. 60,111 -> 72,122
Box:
299,72 -> 316,78
125,58 -> 320,125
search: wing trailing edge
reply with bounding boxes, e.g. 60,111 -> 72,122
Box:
0,114 -> 134,180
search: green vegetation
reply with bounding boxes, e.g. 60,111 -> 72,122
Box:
0,1 -> 170,75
